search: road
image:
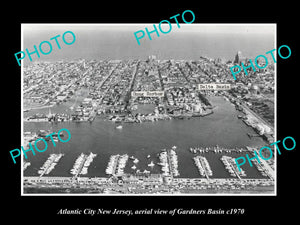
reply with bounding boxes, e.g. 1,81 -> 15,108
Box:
240,103 -> 274,131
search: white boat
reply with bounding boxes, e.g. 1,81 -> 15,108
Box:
133,158 -> 139,164
131,165 -> 137,170
148,161 -> 155,167
116,125 -> 123,129
23,162 -> 31,171
147,155 -> 151,159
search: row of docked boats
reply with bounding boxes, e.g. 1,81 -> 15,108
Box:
199,156 -> 212,176
70,153 -> 86,176
80,152 -> 97,175
158,151 -> 170,176
158,147 -> 180,177
70,152 -> 97,176
115,154 -> 128,176
193,156 -> 205,176
23,161 -> 31,171
106,155 -> 119,175
190,146 -> 245,154
193,156 -> 213,177
105,154 -> 128,176
38,153 -> 64,176
251,158 -> 269,177
220,156 -> 246,177
169,149 -> 179,177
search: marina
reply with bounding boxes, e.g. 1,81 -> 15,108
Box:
23,143 -> 275,194
190,146 -> 245,154
158,147 -> 180,177
105,154 -> 129,176
220,155 -> 246,179
24,146 -> 274,179
193,156 -> 213,178
23,96 -> 274,194
70,152 -> 97,177
23,145 -> 275,194
37,153 -> 64,177
249,149 -> 275,180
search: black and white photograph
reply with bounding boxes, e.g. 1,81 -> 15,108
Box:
21,24 -> 276,195
3,4 -> 298,221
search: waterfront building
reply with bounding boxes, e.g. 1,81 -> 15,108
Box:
234,51 -> 244,65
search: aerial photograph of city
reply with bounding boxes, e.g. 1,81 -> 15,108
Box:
22,24 -> 276,195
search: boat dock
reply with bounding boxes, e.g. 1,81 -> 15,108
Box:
220,156 -> 244,180
158,147 -> 180,177
190,146 -> 246,154
38,154 -> 64,177
70,152 -> 97,177
24,146 -> 274,185
105,154 -> 128,176
167,148 -> 180,177
193,156 -> 212,179
251,150 -> 275,181
23,161 -> 31,171
70,153 -> 87,177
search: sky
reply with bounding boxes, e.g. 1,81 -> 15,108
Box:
21,24 -> 276,63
